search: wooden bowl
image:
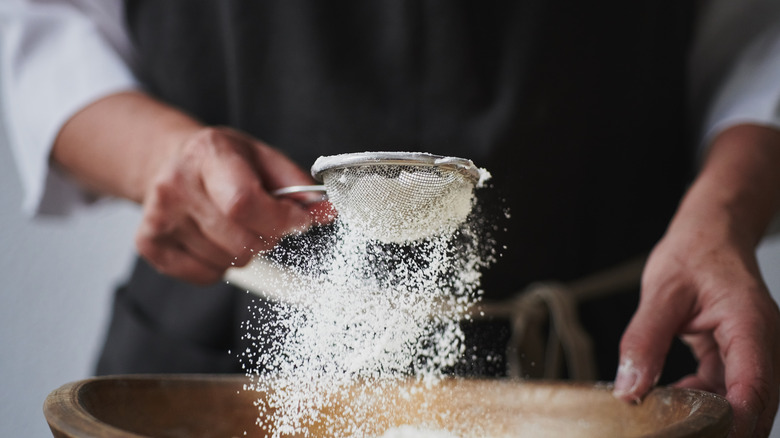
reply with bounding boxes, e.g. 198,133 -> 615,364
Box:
44,374 -> 732,438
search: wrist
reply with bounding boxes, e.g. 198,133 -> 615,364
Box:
132,121 -> 204,204
116,94 -> 204,203
53,91 -> 204,204
669,182 -> 756,254
672,124 -> 780,250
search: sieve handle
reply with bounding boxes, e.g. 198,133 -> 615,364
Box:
272,184 -> 327,197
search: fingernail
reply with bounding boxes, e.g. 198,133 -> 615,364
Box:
613,359 -> 641,403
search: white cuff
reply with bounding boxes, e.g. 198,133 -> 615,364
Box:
700,22 -> 780,148
699,21 -> 780,237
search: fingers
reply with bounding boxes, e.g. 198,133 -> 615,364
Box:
135,190 -> 229,285
614,314 -> 674,403
199,128 -> 314,236
135,227 -> 226,286
677,283 -> 780,438
201,160 -> 312,238
672,333 -> 725,394
170,218 -> 238,268
718,317 -> 779,437
136,126 -> 318,284
621,238 -> 780,438
614,264 -> 695,402
135,169 -> 251,284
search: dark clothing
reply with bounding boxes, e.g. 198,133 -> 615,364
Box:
97,0 -> 696,379
97,259 -> 254,373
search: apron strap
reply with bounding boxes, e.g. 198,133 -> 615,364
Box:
474,256 -> 646,380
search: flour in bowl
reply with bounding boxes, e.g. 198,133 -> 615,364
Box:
377,425 -> 462,438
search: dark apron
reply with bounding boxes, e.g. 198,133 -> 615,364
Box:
97,0 -> 696,380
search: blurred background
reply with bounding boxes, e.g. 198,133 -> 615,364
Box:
0,118 -> 139,437
1,119 -> 779,437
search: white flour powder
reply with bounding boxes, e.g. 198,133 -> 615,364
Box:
377,426 -> 462,438
329,171 -> 474,243
239,170 -> 495,438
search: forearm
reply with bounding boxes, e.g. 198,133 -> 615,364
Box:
671,124 -> 780,250
51,91 -> 203,203
52,90 -> 318,283
617,123 -> 780,438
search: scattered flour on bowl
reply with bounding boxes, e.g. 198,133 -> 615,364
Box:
238,168 -> 496,438
377,425 -> 461,438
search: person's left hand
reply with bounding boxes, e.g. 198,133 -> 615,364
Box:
616,221 -> 780,437
614,124 -> 780,438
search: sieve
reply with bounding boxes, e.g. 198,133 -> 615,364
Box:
274,152 -> 482,242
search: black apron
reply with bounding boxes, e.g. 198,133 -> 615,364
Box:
97,0 -> 696,380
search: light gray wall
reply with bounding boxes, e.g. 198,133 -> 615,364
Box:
0,125 -> 140,437
759,236 -> 780,438
1,124 -> 780,436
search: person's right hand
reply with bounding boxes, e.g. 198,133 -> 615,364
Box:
53,91 -> 326,286
135,126 -> 322,285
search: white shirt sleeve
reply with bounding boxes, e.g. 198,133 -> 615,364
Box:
689,0 -> 780,234
703,25 -> 780,143
690,0 -> 780,150
4,0 -> 780,217
0,0 -> 139,216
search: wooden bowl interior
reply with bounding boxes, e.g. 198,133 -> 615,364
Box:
44,375 -> 731,438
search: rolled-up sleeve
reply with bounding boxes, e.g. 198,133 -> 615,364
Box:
703,24 -> 780,145
0,0 -> 139,215
691,0 -> 780,150
690,0 -> 780,233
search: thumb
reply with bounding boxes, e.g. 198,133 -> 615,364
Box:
253,142 -> 317,190
252,142 -> 328,206
614,285 -> 690,402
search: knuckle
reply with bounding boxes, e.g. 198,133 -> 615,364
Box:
224,184 -> 264,223
149,171 -> 187,209
187,126 -> 223,148
142,210 -> 173,236
135,233 -> 170,271
195,209 -> 222,235
171,128 -> 228,173
185,126 -> 240,157
140,194 -> 181,236
734,380 -> 773,419
752,381 -> 773,414
198,221 -> 251,260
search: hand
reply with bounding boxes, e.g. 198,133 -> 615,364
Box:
614,124 -> 780,438
616,224 -> 780,437
53,92 -> 329,285
136,126 -> 324,284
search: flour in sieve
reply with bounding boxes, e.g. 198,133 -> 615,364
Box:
325,167 -> 491,243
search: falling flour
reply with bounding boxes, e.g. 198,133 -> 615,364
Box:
239,168 -> 495,438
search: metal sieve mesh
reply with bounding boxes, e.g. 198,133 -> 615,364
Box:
311,152 -> 481,243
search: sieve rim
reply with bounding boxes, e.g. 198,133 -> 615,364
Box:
310,151 -> 480,183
